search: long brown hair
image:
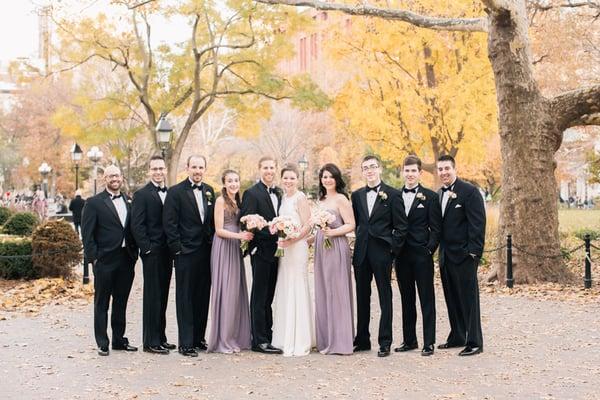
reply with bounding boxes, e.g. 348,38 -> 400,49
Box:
221,169 -> 241,211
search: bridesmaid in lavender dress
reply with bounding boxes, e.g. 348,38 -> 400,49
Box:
313,163 -> 356,355
208,170 -> 254,353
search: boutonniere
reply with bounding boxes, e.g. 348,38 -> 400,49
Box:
378,191 -> 388,201
416,192 -> 426,201
447,190 -> 457,199
205,191 -> 213,205
274,187 -> 283,197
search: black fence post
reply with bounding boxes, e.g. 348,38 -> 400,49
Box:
584,234 -> 592,289
506,234 -> 514,288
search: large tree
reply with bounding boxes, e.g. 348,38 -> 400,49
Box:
257,0 -> 600,283
51,0 -> 328,183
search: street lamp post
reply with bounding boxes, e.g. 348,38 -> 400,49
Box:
86,146 -> 103,195
70,143 -> 83,190
298,154 -> 309,193
156,114 -> 174,159
38,162 -> 52,198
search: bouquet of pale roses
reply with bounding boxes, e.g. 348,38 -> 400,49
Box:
268,216 -> 301,257
239,214 -> 267,253
311,209 -> 337,249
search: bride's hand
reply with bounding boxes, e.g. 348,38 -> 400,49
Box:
306,235 -> 315,246
279,239 -> 292,248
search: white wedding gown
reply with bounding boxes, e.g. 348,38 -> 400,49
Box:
271,191 -> 315,356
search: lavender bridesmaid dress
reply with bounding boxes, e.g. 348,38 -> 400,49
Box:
314,208 -> 354,355
207,207 -> 251,353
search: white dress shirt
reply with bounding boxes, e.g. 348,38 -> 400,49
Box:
441,179 -> 457,217
190,179 -> 205,222
152,182 -> 167,204
402,186 -> 418,216
366,185 -> 380,216
108,191 -> 127,247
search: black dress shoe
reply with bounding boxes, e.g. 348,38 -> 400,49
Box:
251,343 -> 283,354
194,340 -> 208,351
394,343 -> 418,352
437,342 -> 463,349
458,346 -> 483,356
421,345 -> 434,356
112,343 -> 138,352
98,347 -> 109,356
161,342 -> 176,350
143,345 -> 169,355
377,346 -> 391,357
178,347 -> 198,357
353,344 -> 371,352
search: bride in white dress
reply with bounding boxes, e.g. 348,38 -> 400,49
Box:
271,164 -> 315,356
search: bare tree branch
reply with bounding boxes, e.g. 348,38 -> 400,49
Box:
551,84 -> 600,130
255,0 -> 488,32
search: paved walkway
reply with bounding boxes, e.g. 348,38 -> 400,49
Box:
1,262 -> 599,400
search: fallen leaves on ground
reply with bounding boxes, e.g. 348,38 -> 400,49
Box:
482,281 -> 600,303
0,277 -> 93,315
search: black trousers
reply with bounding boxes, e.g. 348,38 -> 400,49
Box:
73,222 -> 81,236
142,247 -> 173,347
394,245 -> 436,347
249,254 -> 278,347
440,253 -> 483,347
354,239 -> 393,348
92,248 -> 135,349
174,247 -> 211,348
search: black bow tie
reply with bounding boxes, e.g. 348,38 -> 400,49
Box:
366,186 -> 380,193
157,187 -> 167,193
192,184 -> 203,191
403,187 -> 417,194
441,186 -> 452,192
268,187 -> 277,195
110,194 -> 122,200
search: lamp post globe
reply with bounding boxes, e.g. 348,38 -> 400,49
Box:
156,114 -> 174,159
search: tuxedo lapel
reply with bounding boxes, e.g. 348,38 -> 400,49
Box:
359,187 -> 369,221
407,186 -> 420,217
102,193 -> 123,227
369,183 -> 387,220
261,184 -> 277,217
201,189 -> 209,224
148,183 -> 162,207
186,186 -> 202,221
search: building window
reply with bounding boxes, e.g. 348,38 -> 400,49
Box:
299,37 -> 307,71
310,33 -> 318,60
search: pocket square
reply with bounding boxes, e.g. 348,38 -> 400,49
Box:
455,204 -> 462,208
417,204 -> 425,208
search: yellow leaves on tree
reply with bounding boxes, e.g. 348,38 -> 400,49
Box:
327,0 -> 498,177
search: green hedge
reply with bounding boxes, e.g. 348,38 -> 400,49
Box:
0,237 -> 34,279
3,212 -> 39,236
574,228 -> 600,241
0,207 -> 12,226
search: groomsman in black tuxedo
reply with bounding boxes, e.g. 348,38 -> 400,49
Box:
163,155 -> 215,357
131,155 -> 174,355
81,165 -> 139,356
240,155 -> 283,354
352,155 -> 407,357
394,155 -> 441,357
436,154 -> 486,356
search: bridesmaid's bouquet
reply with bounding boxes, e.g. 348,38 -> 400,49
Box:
268,216 -> 301,257
239,214 -> 267,253
311,210 -> 337,250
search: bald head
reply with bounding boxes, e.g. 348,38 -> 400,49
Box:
103,165 -> 123,193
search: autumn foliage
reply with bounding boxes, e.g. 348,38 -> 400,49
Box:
31,220 -> 82,280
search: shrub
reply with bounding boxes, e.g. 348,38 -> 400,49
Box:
32,219 -> 82,279
0,237 -> 35,279
574,228 -> 600,242
3,212 -> 40,236
0,207 -> 12,226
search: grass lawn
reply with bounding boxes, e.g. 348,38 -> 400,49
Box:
558,209 -> 600,234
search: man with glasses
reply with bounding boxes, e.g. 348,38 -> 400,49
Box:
351,155 -> 407,357
131,155 -> 175,355
82,165 -> 139,356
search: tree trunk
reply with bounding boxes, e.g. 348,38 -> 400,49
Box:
485,5 -> 572,283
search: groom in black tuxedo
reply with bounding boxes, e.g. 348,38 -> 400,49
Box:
240,155 -> 283,354
436,154 -> 486,356
131,155 -> 174,355
163,155 -> 215,357
81,165 -> 138,356
394,155 -> 441,356
352,155 -> 407,357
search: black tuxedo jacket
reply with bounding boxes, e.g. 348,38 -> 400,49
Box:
240,181 -> 282,260
163,179 -> 215,255
131,182 -> 168,254
351,182 -> 407,266
402,185 -> 442,254
81,190 -> 138,264
438,178 -> 486,264
68,196 -> 85,223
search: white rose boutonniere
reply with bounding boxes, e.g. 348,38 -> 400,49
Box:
378,191 -> 388,201
447,190 -> 457,199
416,192 -> 426,201
205,191 -> 213,205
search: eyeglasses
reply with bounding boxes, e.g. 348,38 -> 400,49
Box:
150,167 -> 166,172
106,174 -> 121,179
361,164 -> 380,172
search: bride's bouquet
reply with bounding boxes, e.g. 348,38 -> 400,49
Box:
239,214 -> 267,253
269,216 -> 301,257
311,209 -> 337,250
